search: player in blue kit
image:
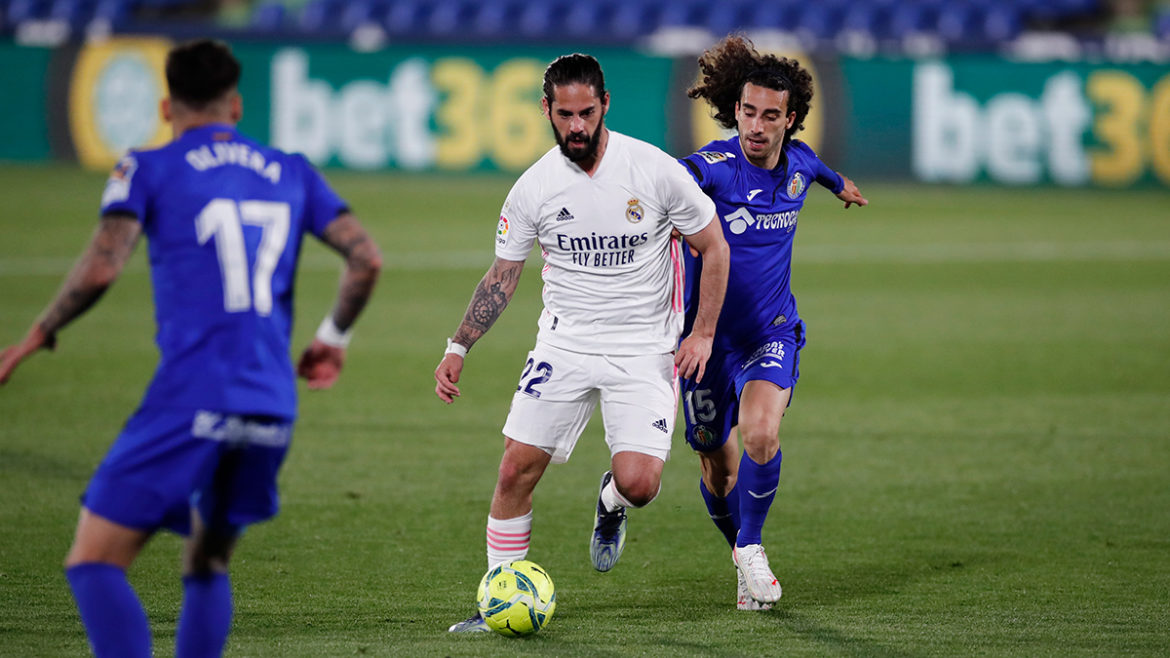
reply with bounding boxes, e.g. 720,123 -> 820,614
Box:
0,40 -> 382,656
677,35 -> 867,610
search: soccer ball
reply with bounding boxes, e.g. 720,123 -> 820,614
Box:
476,560 -> 556,636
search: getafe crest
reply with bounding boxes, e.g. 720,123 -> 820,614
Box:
691,425 -> 718,448
626,198 -> 644,223
787,172 -> 807,199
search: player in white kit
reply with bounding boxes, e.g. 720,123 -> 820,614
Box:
435,54 -> 729,632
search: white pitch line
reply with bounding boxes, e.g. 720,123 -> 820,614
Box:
0,250 -> 496,277
1,242 -> 1168,277
799,241 -> 1170,264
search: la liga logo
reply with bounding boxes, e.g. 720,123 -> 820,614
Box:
496,215 -> 509,245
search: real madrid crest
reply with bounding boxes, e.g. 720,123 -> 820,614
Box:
626,198 -> 644,223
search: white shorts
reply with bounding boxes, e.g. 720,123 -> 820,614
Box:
501,342 -> 678,464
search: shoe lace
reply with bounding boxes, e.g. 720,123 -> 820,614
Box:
740,546 -> 774,581
594,504 -> 625,540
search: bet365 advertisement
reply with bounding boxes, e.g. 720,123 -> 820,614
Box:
842,55 -> 1170,187
4,38 -> 1167,188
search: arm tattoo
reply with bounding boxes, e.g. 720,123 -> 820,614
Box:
321,214 -> 382,331
38,216 -> 141,336
452,259 -> 524,350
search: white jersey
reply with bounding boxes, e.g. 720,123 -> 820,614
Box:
495,130 -> 715,355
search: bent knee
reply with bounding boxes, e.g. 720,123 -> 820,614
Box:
617,479 -> 661,508
739,421 -> 780,452
497,460 -> 539,489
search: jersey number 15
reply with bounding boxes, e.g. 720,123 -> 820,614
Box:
196,198 -> 291,316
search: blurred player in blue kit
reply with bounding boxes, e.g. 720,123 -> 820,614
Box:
677,35 -> 867,610
0,40 -> 382,656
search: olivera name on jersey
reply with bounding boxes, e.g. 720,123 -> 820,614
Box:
555,231 -> 649,268
185,142 -> 283,184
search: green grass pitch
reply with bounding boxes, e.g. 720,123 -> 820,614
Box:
1,163 -> 1168,656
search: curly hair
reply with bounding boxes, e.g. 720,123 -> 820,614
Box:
687,35 -> 813,142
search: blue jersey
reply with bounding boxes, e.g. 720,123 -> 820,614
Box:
100,124 -> 348,419
679,137 -> 842,350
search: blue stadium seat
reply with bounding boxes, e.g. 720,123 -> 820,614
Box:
840,3 -> 884,37
982,5 -> 1023,42
745,0 -> 801,32
251,1 -> 285,32
1155,9 -> 1170,40
383,0 -> 429,37
7,0 -> 50,24
516,0 -> 566,38
887,3 -> 936,39
54,0 -> 99,28
136,0 -> 197,7
299,0 -> 341,32
468,0 -> 519,39
607,1 -> 661,39
427,0 -> 475,37
339,0 -> 378,32
90,0 -> 131,27
561,1 -> 614,39
1057,0 -> 1102,17
704,0 -> 749,35
1020,0 -> 1099,25
936,3 -> 980,43
658,0 -> 705,29
796,4 -> 841,40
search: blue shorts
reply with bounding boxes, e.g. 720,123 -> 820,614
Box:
82,407 -> 293,536
680,320 -> 806,452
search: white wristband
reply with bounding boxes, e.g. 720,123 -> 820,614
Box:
316,316 -> 352,349
445,338 -> 468,358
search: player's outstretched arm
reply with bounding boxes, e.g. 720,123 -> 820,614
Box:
676,217 -> 729,383
297,213 -> 383,390
836,174 -> 868,209
0,215 -> 140,386
434,257 -> 525,404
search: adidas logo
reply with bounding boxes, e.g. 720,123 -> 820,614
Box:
555,207 -> 574,222
651,418 -> 669,433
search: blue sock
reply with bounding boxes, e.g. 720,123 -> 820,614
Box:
176,572 -> 233,658
736,449 -> 782,547
699,478 -> 740,548
66,563 -> 152,658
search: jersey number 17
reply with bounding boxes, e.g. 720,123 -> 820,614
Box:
196,198 -> 291,316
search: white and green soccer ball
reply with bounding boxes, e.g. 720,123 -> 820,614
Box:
477,560 -> 556,636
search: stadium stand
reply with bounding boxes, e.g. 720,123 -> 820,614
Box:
6,0 -> 1166,51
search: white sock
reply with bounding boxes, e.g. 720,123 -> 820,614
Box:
602,478 -> 661,511
486,511 -> 532,570
601,478 -> 634,512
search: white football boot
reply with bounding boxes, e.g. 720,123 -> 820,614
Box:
732,543 -> 782,603
736,569 -> 773,610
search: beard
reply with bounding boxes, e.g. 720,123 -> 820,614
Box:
552,118 -> 604,163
